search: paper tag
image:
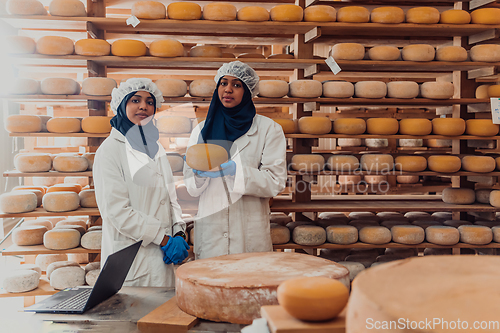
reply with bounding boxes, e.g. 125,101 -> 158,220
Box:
325,56 -> 342,75
126,15 -> 141,27
491,98 -> 500,124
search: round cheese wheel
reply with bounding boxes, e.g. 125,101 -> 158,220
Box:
0,191 -> 37,214
79,189 -> 97,208
338,175 -> 362,185
36,36 -> 74,55
442,187 -> 475,204
258,80 -> 288,98
56,217 -> 87,229
364,175 -> 387,184
427,155 -> 461,173
46,261 -> 80,280
355,81 -> 387,98
337,6 -> 369,23
370,7 -> 404,24
443,220 -> 472,228
68,252 -> 89,264
431,118 -> 465,136
402,44 -> 435,61
364,138 -> 387,148
368,46 -> 400,61
488,85 -> 500,98
461,155 -> 495,173
277,276 -> 348,321
74,39 -> 110,56
111,40 -> 147,57
304,5 -> 336,22
149,38 -> 184,57
44,228 -> 81,250
186,143 -> 228,171
50,266 -> 85,290
327,155 -> 359,171
466,119 -> 499,136
421,224 -> 457,243
10,78 -> 40,95
326,225 -> 358,244
337,138 -> 361,147
489,190 -> 500,207
157,116 -> 191,134
53,154 -> 89,172
290,154 -> 325,172
391,225 -> 424,244
330,43 -> 365,61
267,54 -> 294,60
406,7 -> 440,24
420,82 -> 454,99
85,261 -> 100,273
333,118 -> 366,134
477,85 -> 492,99
395,156 -> 427,172
42,191 -> 80,212
399,138 -> 423,146
237,6 -> 269,22
398,118 -> 432,135
293,225 -> 326,246
471,8 -> 500,24
203,3 -> 237,21
360,154 -> 394,172
237,53 -> 265,59
322,81 -> 354,98
475,189 -> 492,204
458,225 -> 492,245
47,118 -> 81,134
358,226 -> 391,244
366,118 -> 398,134
131,1 -> 166,19
81,77 -> 116,96
397,175 -> 419,184
155,79 -> 187,97
298,116 -> 331,134
14,153 -> 52,172
386,81 -> 419,99
289,80 -> 322,98
12,225 -> 47,246
6,0 -> 46,15
3,270 -> 39,293
49,0 -> 86,17
167,2 -> 201,20
23,220 -> 53,231
35,253 -> 68,271
270,213 -> 292,226
270,4 -> 303,22
6,36 -> 36,54
6,115 -> 42,133
81,116 -> 112,134
176,252 -> 350,324
470,44 -> 500,62
436,46 -> 468,62
440,9 -> 471,24
493,226 -> 500,242
86,270 -> 100,286
14,264 -> 42,278
41,78 -> 80,95
83,153 -> 94,171
189,79 -> 216,97
273,119 -> 295,134
81,230 -> 102,249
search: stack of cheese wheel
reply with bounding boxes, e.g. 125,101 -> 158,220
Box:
41,78 -> 80,95
436,46 -> 468,62
273,119 -> 295,134
6,36 -> 36,54
49,0 -> 86,17
386,81 -> 419,99
303,5 -> 336,22
298,116 -> 331,134
75,39 -> 110,56
399,118 -> 432,135
420,82 -> 454,99
6,0 -> 46,15
466,119 -> 499,136
402,44 -> 435,61
157,116 -> 192,134
322,81 -> 354,98
111,40 -> 147,57
14,153 -> 52,172
156,79 -> 187,97
406,7 -> 440,24
270,4 -> 303,22
203,2 -> 237,21
442,187 -> 475,204
0,191 -> 38,213
290,154 -> 325,172
237,6 -> 269,21
150,38 -> 184,57
289,80 -> 322,98
189,79 -> 216,97
82,77 -> 116,96
47,117 -> 81,133
366,118 -> 398,135
10,78 -> 40,95
368,46 -> 400,61
36,36 -> 74,55
440,9 -> 471,24
258,80 -> 289,98
6,115 -> 42,133
470,44 -> 500,62
355,81 -> 387,98
431,118 -> 465,136
337,6 -> 369,23
81,116 -> 112,134
370,7 -> 404,23
167,2 -> 202,20
330,43 -> 365,60
131,1 -> 166,19
333,118 -> 366,134
53,154 -> 89,172
471,8 -> 500,24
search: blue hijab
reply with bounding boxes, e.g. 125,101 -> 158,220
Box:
110,91 -> 160,159
199,78 -> 256,153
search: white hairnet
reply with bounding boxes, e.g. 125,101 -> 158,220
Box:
110,78 -> 164,114
214,61 -> 260,98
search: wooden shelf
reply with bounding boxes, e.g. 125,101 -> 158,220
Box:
287,170 -> 500,177
273,241 -> 500,250
0,207 -> 100,219
0,277 -> 57,298
286,133 -> 500,140
308,0 -> 471,6
9,132 -> 108,138
1,94 -> 110,103
1,244 -> 100,256
3,170 -> 92,177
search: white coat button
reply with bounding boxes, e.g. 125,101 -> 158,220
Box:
160,199 -> 166,205
223,233 -> 228,238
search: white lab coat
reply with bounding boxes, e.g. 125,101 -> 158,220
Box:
93,128 -> 185,287
184,115 -> 287,259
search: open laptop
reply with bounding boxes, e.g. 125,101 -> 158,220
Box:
26,241 -> 142,314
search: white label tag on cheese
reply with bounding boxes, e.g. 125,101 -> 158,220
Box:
491,98 -> 500,124
126,15 -> 141,27
325,56 -> 341,75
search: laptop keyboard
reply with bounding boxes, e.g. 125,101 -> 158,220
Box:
50,288 -> 92,310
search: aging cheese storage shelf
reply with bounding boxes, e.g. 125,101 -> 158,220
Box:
3,170 -> 93,177
0,277 -> 56,298
1,244 -> 100,256
273,242 -> 500,250
287,170 -> 500,177
0,207 -> 100,218
286,133 -> 500,140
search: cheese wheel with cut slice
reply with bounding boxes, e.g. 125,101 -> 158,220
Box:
466,119 -> 499,136
10,78 -> 40,95
360,154 -> 394,172
366,118 -> 398,134
49,0 -> 86,17
186,143 -> 228,171
304,5 -> 336,22
258,80 -> 288,98
237,6 -> 269,21
322,81 -> 354,98
270,5 -> 303,22
461,155 -> 495,173
289,80 -> 322,98
290,154 -> 325,172
368,46 -> 400,61
3,270 -> 39,293
111,40 -> 147,57
203,3 -> 237,21
358,226 -> 391,244
53,154 -> 88,172
149,38 -> 184,57
398,118 -> 431,135
370,7 -> 404,24
12,225 -> 48,246
436,46 -> 468,62
42,191 -> 80,212
395,156 -> 427,172
6,115 -> 42,133
333,118 -> 366,135
6,36 -> 36,54
273,119 -> 295,134
41,78 -> 80,95
387,81 -> 419,99
406,7 -> 440,24
327,155 -> 359,172
391,225 -> 424,245
440,9 -> 471,24
50,266 -> 85,290
471,8 -> 500,24
298,116 -> 331,134
6,0 -> 46,15
79,189 -> 97,208
43,228 -> 81,250
470,44 -> 500,62
402,44 -> 435,61
131,1 -> 166,19
81,77 -> 116,96
167,2 -> 201,20
355,81 -> 387,98
420,82 -> 454,99
431,118 -> 465,136
459,225 -> 492,245
442,187 -> 475,204
330,43 -> 365,60
176,252 -> 349,324
75,39 -> 110,56
156,79 -> 187,97
337,6 -> 369,23
14,153 -> 52,172
0,191 -> 37,214
81,116 -> 112,134
427,155 -> 461,172
36,36 -> 74,55
326,225 -> 358,244
293,225 -> 326,246
189,79 -> 216,97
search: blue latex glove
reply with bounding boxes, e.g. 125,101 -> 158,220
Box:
194,160 -> 236,178
161,236 -> 190,265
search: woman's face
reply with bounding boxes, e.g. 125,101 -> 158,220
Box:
218,76 -> 245,108
126,91 -> 155,125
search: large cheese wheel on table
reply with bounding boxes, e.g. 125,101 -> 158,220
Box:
440,9 -> 471,24
156,79 -> 187,97
49,0 -> 86,17
398,118 -> 432,135
442,187 -> 475,204
41,78 -> 80,95
6,36 -> 36,54
436,46 -> 468,62
0,191 -> 37,213
330,43 -> 365,60
370,7 -> 404,24
337,6 -> 369,23
10,78 -> 40,95
237,6 -> 269,21
175,252 -> 350,324
470,44 -> 500,62
322,81 -> 354,98
270,5 -> 303,22
203,3 -> 237,21
111,40 -> 147,57
471,8 -> 500,24
131,1 -> 166,19
42,191 -> 80,212
258,80 -> 288,98
366,118 -> 398,134
333,118 -> 365,134
298,116 -> 331,134
355,81 -> 387,98
75,39 -> 110,56
149,39 -> 184,57
386,81 -> 419,99
6,0 -> 46,15
14,153 -> 52,172
406,7 -> 440,24
81,116 -> 112,134
368,46 -> 400,61
189,79 -> 216,97
466,119 -> 499,136
402,44 -> 435,61
289,80 -> 322,98
395,155 -> 427,172
81,77 -> 116,96
420,82 -> 454,99
185,143 -> 228,171
461,155 -> 495,173
167,2 -> 201,20
36,36 -> 74,55
304,5 -> 336,22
